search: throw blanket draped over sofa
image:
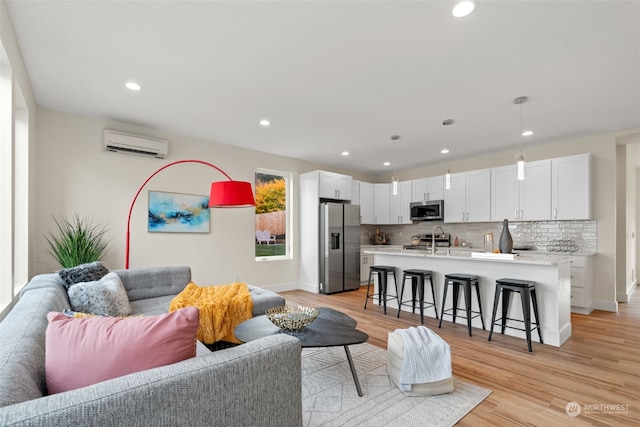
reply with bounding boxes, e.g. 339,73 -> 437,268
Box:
169,281 -> 253,344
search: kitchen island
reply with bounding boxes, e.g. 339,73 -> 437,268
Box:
363,248 -> 572,347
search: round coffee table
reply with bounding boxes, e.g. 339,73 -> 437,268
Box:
234,307 -> 368,396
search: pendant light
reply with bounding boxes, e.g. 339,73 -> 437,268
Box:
442,119 -> 454,190
513,96 -> 532,181
392,176 -> 399,195
390,135 -> 400,195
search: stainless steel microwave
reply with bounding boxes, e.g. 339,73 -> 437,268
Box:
410,200 -> 444,221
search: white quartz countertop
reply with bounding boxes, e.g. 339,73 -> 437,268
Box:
363,247 -> 574,266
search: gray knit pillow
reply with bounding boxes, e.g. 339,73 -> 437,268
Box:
58,261 -> 109,290
67,272 -> 131,316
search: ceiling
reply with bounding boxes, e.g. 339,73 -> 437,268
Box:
5,1 -> 640,174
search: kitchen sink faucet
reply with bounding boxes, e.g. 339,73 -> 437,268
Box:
432,225 -> 444,255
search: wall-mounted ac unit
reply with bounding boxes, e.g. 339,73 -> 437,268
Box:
103,130 -> 168,159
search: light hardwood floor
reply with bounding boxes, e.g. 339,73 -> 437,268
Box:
280,285 -> 639,426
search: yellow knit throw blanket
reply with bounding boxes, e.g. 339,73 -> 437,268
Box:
169,282 -> 253,344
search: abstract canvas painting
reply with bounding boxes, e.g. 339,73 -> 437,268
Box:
148,191 -> 210,233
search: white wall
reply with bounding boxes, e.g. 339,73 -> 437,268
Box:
33,108 -> 374,291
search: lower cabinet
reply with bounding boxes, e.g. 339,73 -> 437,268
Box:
569,255 -> 593,314
360,252 -> 374,282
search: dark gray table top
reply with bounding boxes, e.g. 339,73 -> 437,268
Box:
235,310 -> 368,348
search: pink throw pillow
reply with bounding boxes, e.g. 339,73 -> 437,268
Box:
45,306 -> 199,394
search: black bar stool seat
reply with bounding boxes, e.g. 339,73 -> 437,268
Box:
438,274 -> 485,336
364,265 -> 399,315
397,269 -> 438,324
488,278 -> 542,352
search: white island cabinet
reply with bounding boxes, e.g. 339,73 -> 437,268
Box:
362,248 -> 572,347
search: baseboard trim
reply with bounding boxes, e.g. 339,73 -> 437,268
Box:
592,299 -> 618,312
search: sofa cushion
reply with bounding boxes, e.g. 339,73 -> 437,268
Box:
58,261 -> 109,290
113,266 -> 191,301
247,285 -> 286,316
67,272 -> 132,316
45,306 -> 199,394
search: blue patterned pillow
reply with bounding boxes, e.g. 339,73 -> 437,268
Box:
58,261 -> 109,290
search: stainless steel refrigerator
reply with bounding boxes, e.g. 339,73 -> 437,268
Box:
319,202 -> 361,294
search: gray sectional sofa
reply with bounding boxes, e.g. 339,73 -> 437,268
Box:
0,265 -> 302,427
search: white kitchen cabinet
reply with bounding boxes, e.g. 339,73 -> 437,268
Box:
491,160 -> 551,221
551,153 -> 591,220
444,169 -> 491,223
389,180 -> 412,224
318,171 -> 352,201
411,176 -> 444,202
569,255 -> 592,313
360,252 -> 374,282
374,183 -> 391,224
351,180 -> 360,205
359,182 -> 374,224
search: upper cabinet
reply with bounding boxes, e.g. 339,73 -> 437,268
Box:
351,180 -> 361,205
359,181 -> 411,225
444,169 -> 491,223
411,176 -> 444,202
318,171 -> 352,201
552,154 -> 591,220
491,160 -> 551,222
389,181 -> 412,224
373,183 -> 391,224
359,182 -> 374,224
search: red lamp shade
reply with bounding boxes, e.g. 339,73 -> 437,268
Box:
209,181 -> 255,207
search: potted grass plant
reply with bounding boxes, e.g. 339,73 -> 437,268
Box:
45,214 -> 110,268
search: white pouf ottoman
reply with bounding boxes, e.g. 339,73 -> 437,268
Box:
387,326 -> 454,396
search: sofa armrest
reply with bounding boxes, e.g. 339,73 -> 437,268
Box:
0,335 -> 302,427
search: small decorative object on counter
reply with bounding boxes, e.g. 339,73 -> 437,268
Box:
373,228 -> 387,245
453,236 -> 459,246
484,232 -> 494,253
499,219 -> 513,254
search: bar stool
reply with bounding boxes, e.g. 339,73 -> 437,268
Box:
438,274 -> 485,336
397,269 -> 438,324
488,278 -> 542,352
364,265 -> 398,315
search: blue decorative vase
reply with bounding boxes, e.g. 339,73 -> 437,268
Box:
499,219 -> 513,254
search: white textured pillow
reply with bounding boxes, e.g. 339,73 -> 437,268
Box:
67,272 -> 132,316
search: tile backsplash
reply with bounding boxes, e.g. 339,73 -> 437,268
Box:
362,220 -> 597,254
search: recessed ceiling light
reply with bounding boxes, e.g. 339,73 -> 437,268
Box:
342,151 -> 350,156
452,1 -> 477,18
522,130 -> 534,136
441,148 -> 450,154
125,81 -> 141,91
383,162 -> 391,166
259,119 -> 271,126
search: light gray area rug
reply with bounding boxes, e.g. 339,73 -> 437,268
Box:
302,343 -> 491,427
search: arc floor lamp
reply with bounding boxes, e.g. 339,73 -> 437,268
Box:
125,159 -> 255,269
